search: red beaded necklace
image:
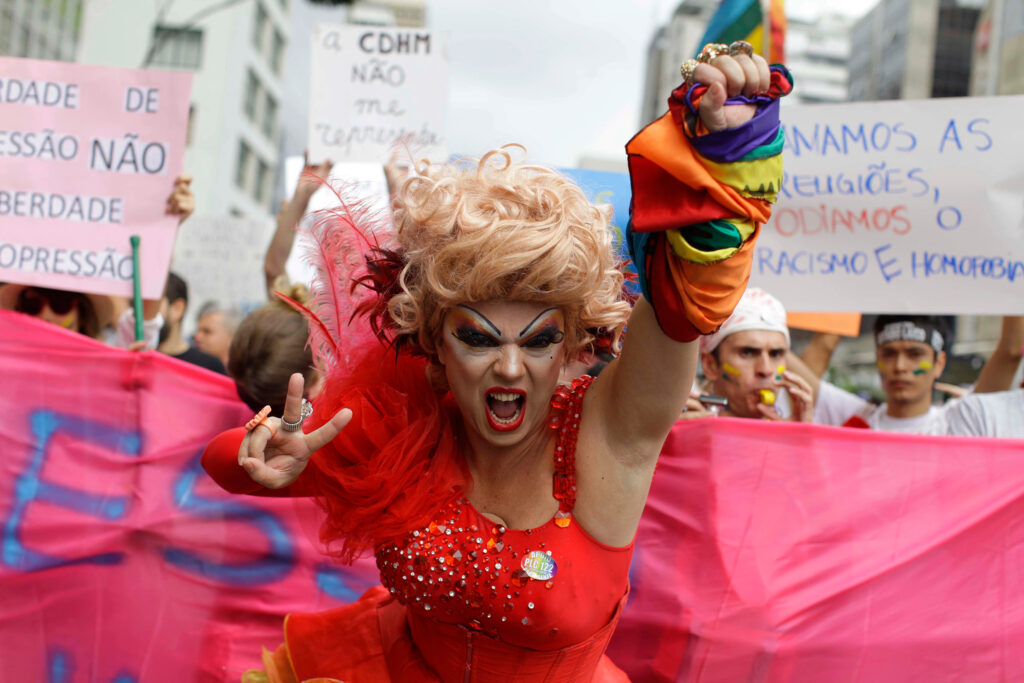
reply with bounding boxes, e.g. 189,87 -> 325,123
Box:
548,375 -> 593,527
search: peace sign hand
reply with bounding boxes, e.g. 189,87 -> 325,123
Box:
238,373 -> 352,489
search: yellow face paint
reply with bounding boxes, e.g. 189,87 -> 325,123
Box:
58,314 -> 76,329
913,360 -> 934,376
759,389 -> 776,405
722,362 -> 741,377
775,364 -> 786,380
876,361 -> 886,371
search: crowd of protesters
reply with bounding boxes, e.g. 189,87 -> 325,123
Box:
1,157 -> 1021,440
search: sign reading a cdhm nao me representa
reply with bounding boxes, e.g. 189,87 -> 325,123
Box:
751,94 -> 1024,314
0,57 -> 191,299
308,24 -> 448,164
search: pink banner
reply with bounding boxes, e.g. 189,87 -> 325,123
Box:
0,311 -> 377,682
0,57 -> 191,299
609,418 -> 1024,681
4,309 -> 1024,681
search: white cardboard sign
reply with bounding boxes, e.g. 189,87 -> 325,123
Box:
170,215 -> 272,334
751,95 -> 1024,313
308,25 -> 448,164
280,156 -> 390,287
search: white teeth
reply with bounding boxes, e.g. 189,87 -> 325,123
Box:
489,392 -> 521,402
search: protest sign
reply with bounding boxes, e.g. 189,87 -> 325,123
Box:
786,311 -> 862,336
171,215 -> 274,335
0,57 -> 191,299
753,95 -> 1024,314
308,25 -> 448,164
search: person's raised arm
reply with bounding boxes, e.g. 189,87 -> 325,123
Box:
973,316 -> 1024,393
264,155 -> 333,294
122,174 -> 194,350
594,48 -> 791,464
800,332 -> 840,379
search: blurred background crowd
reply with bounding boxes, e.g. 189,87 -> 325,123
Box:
1,0 -> 1022,426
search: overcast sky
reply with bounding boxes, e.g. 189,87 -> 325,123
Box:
425,0 -> 880,167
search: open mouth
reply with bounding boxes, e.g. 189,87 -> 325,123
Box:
485,388 -> 526,432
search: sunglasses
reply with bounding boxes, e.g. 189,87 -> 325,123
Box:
15,287 -> 79,316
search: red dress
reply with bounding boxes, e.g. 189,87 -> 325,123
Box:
202,373 -> 633,682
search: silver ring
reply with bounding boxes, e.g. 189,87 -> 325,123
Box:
281,398 -> 313,432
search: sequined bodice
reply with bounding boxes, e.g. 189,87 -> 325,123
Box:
375,376 -> 634,651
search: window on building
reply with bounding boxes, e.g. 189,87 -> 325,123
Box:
0,10 -> 13,54
270,29 -> 285,74
18,24 -> 30,57
186,104 -> 196,147
254,158 -> 270,204
252,2 -> 267,52
235,140 -> 252,190
262,92 -> 278,138
150,26 -> 203,69
244,69 -> 260,121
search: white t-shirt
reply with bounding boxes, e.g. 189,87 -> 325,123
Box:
946,390 -> 1024,439
813,380 -> 958,436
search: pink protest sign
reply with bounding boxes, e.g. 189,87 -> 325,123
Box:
0,57 -> 191,299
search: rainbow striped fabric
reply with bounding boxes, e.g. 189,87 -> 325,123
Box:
697,0 -> 786,63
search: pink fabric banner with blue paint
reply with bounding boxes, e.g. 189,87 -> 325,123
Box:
3,309 -> 1024,681
0,311 -> 378,682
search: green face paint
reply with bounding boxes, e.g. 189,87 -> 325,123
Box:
913,360 -> 934,376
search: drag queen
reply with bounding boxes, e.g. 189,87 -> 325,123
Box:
203,46 -> 791,681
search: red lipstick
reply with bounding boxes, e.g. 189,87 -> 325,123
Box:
484,386 -> 526,432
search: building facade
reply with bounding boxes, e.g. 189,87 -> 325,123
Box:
77,0 -> 291,218
970,0 -> 1024,96
848,0 -> 982,102
784,12 -> 852,105
640,0 -> 718,127
0,0 -> 83,61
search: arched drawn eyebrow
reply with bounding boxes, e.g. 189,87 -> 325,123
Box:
518,308 -> 560,338
456,304 -> 501,336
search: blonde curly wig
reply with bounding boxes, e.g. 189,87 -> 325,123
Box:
387,146 -> 631,363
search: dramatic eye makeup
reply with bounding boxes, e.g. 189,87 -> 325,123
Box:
449,307 -> 501,349
447,305 -> 564,350
518,309 -> 565,349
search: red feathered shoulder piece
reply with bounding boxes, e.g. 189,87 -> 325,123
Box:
302,343 -> 469,564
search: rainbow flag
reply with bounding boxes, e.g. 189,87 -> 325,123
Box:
768,0 -> 786,63
697,0 -> 765,57
696,0 -> 787,63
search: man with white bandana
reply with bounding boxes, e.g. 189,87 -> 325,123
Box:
682,287 -> 815,421
811,315 -> 956,434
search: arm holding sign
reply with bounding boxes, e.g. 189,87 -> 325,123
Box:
265,155 -> 333,295
118,175 -> 194,350
973,316 -> 1024,394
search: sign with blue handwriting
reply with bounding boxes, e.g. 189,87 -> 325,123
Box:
753,95 -> 1024,314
